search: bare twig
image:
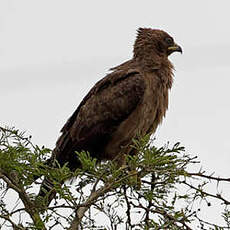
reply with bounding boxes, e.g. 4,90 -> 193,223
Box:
183,181 -> 230,205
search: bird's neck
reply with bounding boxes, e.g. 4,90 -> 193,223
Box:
155,59 -> 174,89
134,52 -> 165,70
139,58 -> 174,88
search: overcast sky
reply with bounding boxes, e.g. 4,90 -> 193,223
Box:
1,0 -> 230,227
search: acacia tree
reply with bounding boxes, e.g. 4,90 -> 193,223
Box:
0,126 -> 230,229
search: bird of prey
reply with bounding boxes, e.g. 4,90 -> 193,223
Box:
39,28 -> 182,204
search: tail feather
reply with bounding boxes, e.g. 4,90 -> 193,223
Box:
37,135 -> 80,207
37,132 -> 82,207
38,177 -> 58,206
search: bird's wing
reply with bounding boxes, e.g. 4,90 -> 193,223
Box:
60,69 -> 145,150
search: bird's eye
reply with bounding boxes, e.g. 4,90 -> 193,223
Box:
165,37 -> 173,45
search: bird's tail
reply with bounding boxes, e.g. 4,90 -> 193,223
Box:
37,176 -> 60,207
37,131 -> 83,207
37,144 -> 80,207
36,146 -> 63,207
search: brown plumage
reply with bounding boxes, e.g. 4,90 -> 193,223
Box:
39,28 -> 182,204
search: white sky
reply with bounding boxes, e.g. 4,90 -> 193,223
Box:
1,0 -> 230,228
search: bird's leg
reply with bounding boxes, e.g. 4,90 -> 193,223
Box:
127,149 -> 141,189
113,149 -> 141,189
116,153 -> 127,169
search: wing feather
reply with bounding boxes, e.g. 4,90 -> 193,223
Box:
72,72 -> 144,138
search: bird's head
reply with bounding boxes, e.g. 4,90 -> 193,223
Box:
133,28 -> 182,68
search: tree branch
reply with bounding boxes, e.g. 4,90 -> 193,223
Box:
68,181 -> 115,230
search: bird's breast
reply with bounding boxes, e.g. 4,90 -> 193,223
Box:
104,73 -> 169,161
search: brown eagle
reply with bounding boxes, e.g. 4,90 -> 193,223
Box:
39,28 -> 182,203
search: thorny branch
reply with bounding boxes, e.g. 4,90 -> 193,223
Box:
189,172 -> 230,183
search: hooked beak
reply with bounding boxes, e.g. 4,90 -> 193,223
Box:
168,43 -> 183,54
